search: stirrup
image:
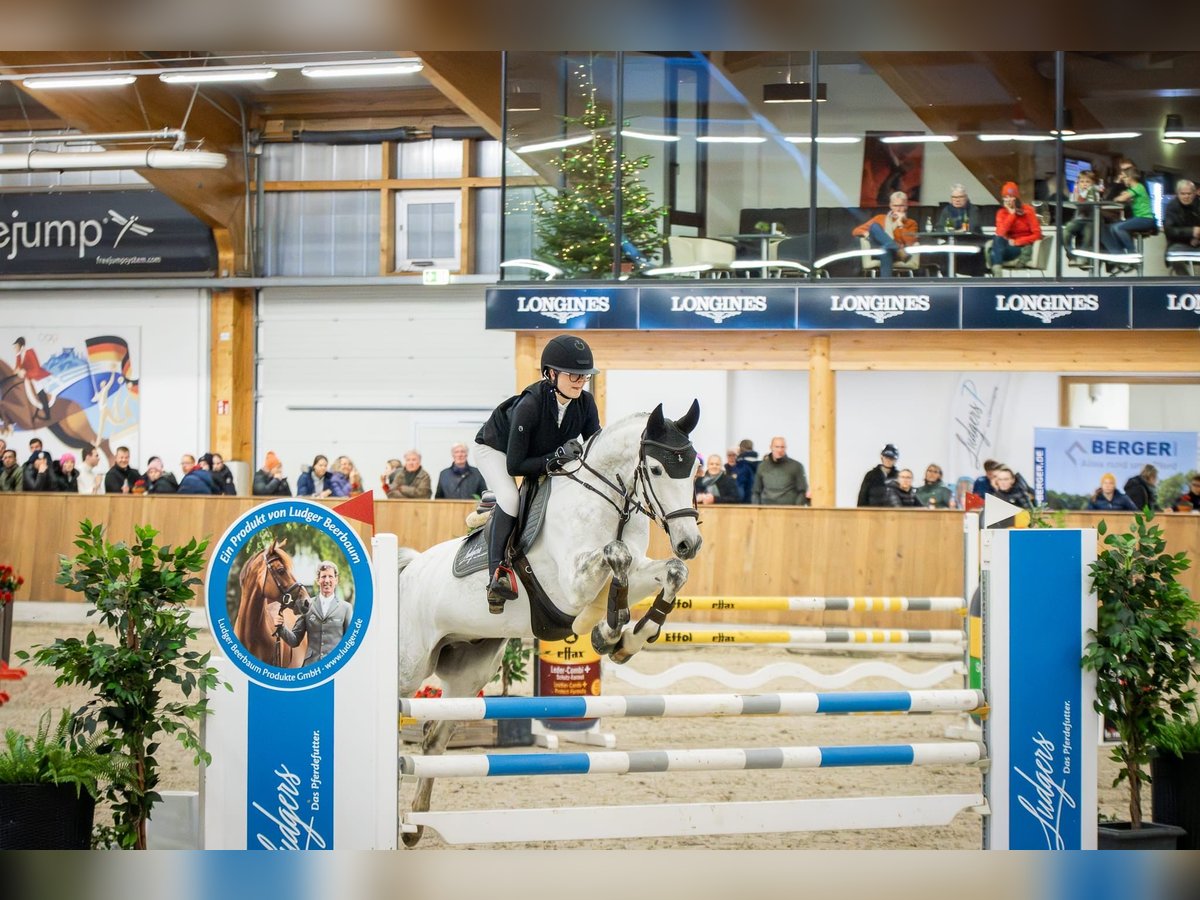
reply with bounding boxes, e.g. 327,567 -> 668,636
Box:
487,565 -> 518,614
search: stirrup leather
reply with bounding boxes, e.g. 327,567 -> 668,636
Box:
487,565 -> 518,613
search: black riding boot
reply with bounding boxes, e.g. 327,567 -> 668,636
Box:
485,508 -> 519,614
36,390 -> 51,421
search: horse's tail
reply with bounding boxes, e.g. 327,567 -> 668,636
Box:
397,546 -> 420,576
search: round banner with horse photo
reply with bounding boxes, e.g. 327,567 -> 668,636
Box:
206,499 -> 374,689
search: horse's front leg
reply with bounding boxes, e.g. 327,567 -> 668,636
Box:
604,556 -> 689,664
566,540 -> 633,643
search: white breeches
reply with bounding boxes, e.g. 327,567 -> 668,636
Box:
473,442 -> 519,515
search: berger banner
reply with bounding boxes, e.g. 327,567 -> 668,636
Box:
1033,427 -> 1199,508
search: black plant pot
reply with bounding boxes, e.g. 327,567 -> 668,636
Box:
1097,820 -> 1186,850
1152,751 -> 1200,849
0,783 -> 96,849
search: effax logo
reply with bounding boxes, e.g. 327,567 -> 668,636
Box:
669,293 -> 768,323
0,206 -> 155,261
994,292 -> 1100,324
515,294 -> 610,324
830,292 -> 931,324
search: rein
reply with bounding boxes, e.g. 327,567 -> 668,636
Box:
548,427 -> 699,541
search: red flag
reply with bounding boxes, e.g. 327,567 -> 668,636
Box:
963,492 -> 985,512
334,489 -> 376,532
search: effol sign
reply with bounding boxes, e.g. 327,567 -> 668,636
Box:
0,190 -> 216,276
203,499 -> 397,849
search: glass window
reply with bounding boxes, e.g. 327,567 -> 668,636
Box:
264,191 -> 380,276
394,189 -> 461,270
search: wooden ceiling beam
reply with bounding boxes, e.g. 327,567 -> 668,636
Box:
415,51 -> 502,139
0,51 -> 249,274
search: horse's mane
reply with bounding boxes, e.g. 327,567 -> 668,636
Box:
584,412 -> 647,468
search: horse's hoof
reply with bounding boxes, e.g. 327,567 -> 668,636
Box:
590,625 -> 618,656
401,826 -> 425,848
609,646 -> 634,665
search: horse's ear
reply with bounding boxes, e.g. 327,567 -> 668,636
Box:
647,403 -> 664,434
277,538 -> 287,549
675,399 -> 700,435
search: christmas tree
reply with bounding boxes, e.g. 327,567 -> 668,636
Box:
534,96 -> 668,278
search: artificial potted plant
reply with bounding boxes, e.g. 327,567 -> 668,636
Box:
0,709 -> 125,849
1082,511 -> 1200,849
1149,707 -> 1200,849
19,520 -> 224,849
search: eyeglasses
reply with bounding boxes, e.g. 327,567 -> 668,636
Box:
563,373 -> 590,384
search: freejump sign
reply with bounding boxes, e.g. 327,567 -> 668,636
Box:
202,499 -> 398,849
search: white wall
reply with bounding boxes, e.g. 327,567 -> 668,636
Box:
256,286 -> 513,490
0,289 -> 208,475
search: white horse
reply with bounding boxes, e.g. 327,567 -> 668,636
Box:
396,401 -> 703,845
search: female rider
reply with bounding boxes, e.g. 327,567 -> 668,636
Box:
474,334 -> 601,614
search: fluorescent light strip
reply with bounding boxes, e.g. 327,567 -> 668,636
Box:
499,259 -> 563,279
621,130 -> 680,143
1059,131 -> 1141,141
516,135 -> 592,153
160,69 -> 277,84
1163,137 -> 1187,145
1164,130 -> 1200,139
908,244 -> 980,255
785,136 -> 861,144
879,134 -> 957,144
977,134 -> 1056,142
1070,249 -> 1143,263
697,136 -> 767,144
814,248 -> 885,269
23,74 -> 136,90
644,263 -> 715,276
0,149 -> 227,172
301,60 -> 423,78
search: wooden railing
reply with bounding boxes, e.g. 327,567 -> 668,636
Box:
3,495 -> 1197,630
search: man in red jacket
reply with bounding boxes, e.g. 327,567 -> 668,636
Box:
852,191 -> 917,277
12,336 -> 52,421
989,181 -> 1042,272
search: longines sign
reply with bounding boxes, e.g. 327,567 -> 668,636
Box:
0,190 -> 217,276
487,283 -> 1198,331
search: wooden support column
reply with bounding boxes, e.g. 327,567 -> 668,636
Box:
809,334 -> 836,508
210,233 -> 255,465
514,332 -> 540,393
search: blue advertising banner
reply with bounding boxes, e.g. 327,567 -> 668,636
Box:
1007,530 -> 1087,849
638,285 -> 796,329
797,283 -> 960,329
1033,427 -> 1198,507
962,284 -> 1130,329
247,681 -> 334,849
485,287 -> 638,329
1131,285 -> 1200,328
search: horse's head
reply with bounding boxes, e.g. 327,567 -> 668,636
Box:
640,400 -> 703,560
262,540 -> 311,612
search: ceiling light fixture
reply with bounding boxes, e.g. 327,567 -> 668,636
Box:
785,135 -> 861,144
0,149 -> 227,172
1163,114 -> 1196,142
762,53 -> 827,103
160,68 -> 278,85
301,59 -> 423,78
1059,131 -> 1141,142
516,135 -> 592,153
23,74 -> 136,90
507,92 -> 543,113
880,134 -> 957,144
621,129 -> 680,142
977,134 -> 1055,142
697,135 -> 767,144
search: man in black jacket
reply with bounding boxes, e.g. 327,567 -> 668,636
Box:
435,443 -> 488,500
1163,179 -> 1200,273
858,444 -> 900,507
1123,464 -> 1158,512
103,446 -> 141,494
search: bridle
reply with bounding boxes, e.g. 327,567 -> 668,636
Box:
549,424 -> 700,541
260,547 -> 308,611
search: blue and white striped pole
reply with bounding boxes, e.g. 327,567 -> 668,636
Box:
400,690 -> 986,722
400,742 -> 984,778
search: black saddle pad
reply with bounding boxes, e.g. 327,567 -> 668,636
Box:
451,477 -> 553,578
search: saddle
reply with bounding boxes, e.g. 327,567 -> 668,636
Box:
451,477 -> 576,640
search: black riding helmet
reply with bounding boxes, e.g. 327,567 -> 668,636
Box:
541,335 -> 598,377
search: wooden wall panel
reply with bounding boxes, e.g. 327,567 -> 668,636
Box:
6,498 -> 1197,634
